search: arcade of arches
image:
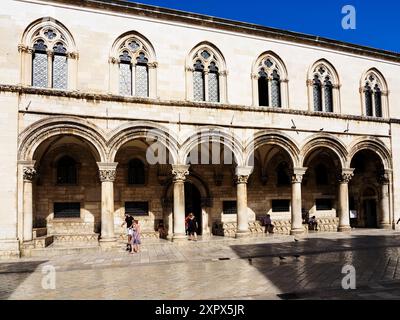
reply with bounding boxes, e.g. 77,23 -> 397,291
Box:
19,127 -> 393,246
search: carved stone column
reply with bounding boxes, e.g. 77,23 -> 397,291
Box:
172,165 -> 190,241
23,164 -> 36,242
97,163 -> 118,244
338,169 -> 354,232
235,166 -> 253,238
291,168 -> 307,235
379,171 -> 391,229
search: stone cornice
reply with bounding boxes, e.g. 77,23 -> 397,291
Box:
2,84 -> 397,125
37,0 -> 400,64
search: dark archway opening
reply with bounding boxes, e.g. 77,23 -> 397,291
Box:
185,182 -> 202,235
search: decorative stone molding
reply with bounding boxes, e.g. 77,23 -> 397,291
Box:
378,171 -> 391,185
109,56 -> 117,64
339,168 -> 355,184
171,165 -> 190,182
23,166 -> 37,182
18,44 -> 29,53
97,162 -> 118,182
148,62 -> 158,69
68,52 -> 79,60
235,175 -> 249,185
292,167 -> 307,184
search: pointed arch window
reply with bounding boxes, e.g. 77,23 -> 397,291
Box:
362,72 -> 385,118
255,57 -> 283,107
118,38 -> 150,97
29,27 -> 72,90
308,61 -> 340,113
189,47 -> 225,103
57,156 -> 77,185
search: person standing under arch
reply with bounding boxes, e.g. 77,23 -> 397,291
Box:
187,213 -> 198,241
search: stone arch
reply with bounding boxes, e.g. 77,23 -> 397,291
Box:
186,41 -> 227,72
308,59 -> 340,85
18,116 -> 107,162
300,134 -> 348,169
244,130 -> 300,168
179,127 -> 244,166
21,17 -> 77,52
347,138 -> 392,170
107,121 -> 179,164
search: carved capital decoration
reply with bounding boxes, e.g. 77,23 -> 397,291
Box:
235,175 -> 249,185
186,66 -> 194,72
378,172 -> 390,185
109,56 -> 117,64
339,169 -> 355,184
148,62 -> 158,69
172,165 -> 190,182
99,169 -> 116,182
219,70 -> 228,77
23,167 -> 37,182
46,49 -> 54,57
68,52 -> 79,60
291,167 -> 307,184
18,44 -> 29,53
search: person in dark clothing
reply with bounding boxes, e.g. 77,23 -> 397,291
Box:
121,214 -> 134,251
187,213 -> 198,241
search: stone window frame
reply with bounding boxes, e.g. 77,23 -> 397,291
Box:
19,17 -> 78,90
307,59 -> 341,114
109,31 -> 158,99
360,68 -> 389,118
185,41 -> 228,104
251,51 -> 289,108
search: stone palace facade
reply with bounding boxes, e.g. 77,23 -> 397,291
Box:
1,0 -> 400,258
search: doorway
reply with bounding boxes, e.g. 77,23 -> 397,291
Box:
364,199 -> 377,228
185,182 -> 202,235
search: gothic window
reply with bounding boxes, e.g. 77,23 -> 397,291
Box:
309,61 -> 339,113
30,26 -> 71,89
191,48 -> 221,102
255,57 -> 283,107
362,71 -> 386,118
117,38 -> 150,97
128,159 -> 146,185
52,42 -> 68,89
56,156 -> 77,185
313,75 -> 322,111
193,60 -> 205,101
277,162 -> 291,186
315,164 -> 329,186
32,40 -> 48,88
324,77 -> 333,112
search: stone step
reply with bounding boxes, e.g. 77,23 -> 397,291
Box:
25,244 -> 101,258
34,235 -> 54,248
33,228 -> 47,239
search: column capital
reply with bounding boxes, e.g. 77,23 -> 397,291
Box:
18,44 -> 29,53
378,170 -> 392,185
23,166 -> 37,182
339,168 -> 355,184
148,61 -> 158,69
292,167 -> 307,183
235,166 -> 253,184
97,162 -> 118,182
172,165 -> 190,182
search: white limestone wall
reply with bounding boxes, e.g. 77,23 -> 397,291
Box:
0,0 -> 399,117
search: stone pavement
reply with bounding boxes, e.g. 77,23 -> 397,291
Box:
1,229 -> 400,300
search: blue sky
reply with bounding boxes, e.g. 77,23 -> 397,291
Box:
130,0 -> 400,53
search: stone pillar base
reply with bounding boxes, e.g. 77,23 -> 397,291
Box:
379,224 -> 392,230
235,231 -> 250,239
0,240 -> 21,260
338,226 -> 352,232
290,228 -> 305,236
172,234 -> 187,242
99,238 -> 117,250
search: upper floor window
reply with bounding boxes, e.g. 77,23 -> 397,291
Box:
19,18 -> 78,90
110,32 -> 157,98
186,42 -> 227,103
252,53 -> 288,108
308,60 -> 340,113
361,69 -> 388,118
57,156 -> 77,185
